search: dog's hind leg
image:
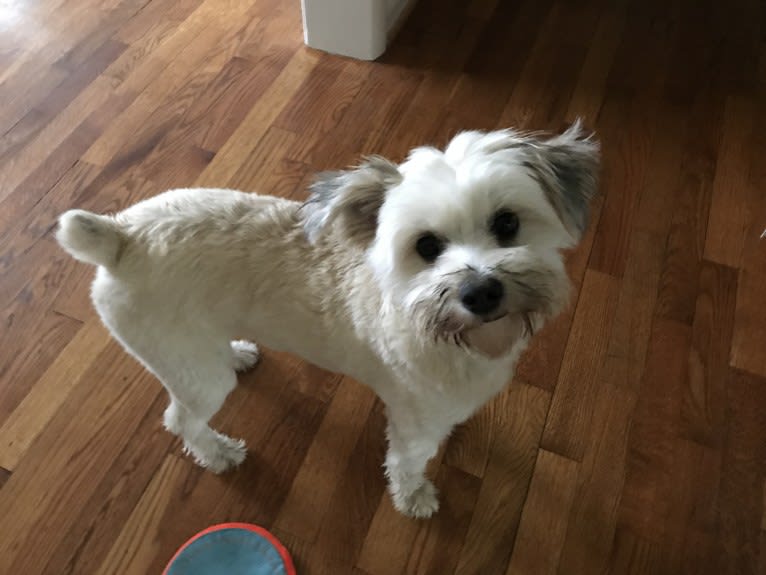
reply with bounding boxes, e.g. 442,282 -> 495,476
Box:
113,334 -> 247,473
153,357 -> 247,473
91,272 -> 247,473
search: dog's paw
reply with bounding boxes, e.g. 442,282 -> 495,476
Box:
230,340 -> 260,372
163,402 -> 183,435
187,433 -> 247,474
391,480 -> 440,519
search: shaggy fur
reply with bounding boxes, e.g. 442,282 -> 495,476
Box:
56,122 -> 599,518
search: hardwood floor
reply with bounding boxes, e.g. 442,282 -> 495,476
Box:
0,0 -> 764,573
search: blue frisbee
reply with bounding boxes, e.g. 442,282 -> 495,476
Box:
163,523 -> 296,575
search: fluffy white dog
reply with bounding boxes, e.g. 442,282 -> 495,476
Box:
56,122 -> 598,518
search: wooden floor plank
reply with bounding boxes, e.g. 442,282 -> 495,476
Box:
308,400 -> 388,572
595,103 -> 684,391
362,0 -> 488,158
716,368 -> 766,575
704,96 -> 755,266
730,243 -> 766,379
0,321 -> 110,470
682,261 -> 738,446
356,493 -> 422,575
665,439 -> 723,575
617,319 -> 693,542
540,270 -> 620,460
443,398 -> 495,478
729,63 -> 766,377
226,126 -> 300,193
40,392 -> 173,575
0,352 -> 160,574
81,0 -> 265,169
274,377 -> 376,543
447,0 -> 553,132
608,527 -> 675,575
274,57 -> 371,164
95,455 -> 187,575
455,383 -> 551,575
586,95 -> 659,279
306,62 -> 423,171
498,0 -> 601,131
194,48 -> 320,187
565,0 -> 629,124
555,382 -> 637,575
0,270 -> 85,423
585,0 -> 681,278
506,449 -> 579,575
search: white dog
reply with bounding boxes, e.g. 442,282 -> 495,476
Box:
56,122 -> 598,518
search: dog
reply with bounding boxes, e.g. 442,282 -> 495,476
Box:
56,121 -> 599,518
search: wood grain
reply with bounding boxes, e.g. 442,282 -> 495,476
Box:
506,449 -> 579,575
618,318 -> 692,542
541,270 -> 620,460
608,527 -> 674,575
96,455 -> 188,575
197,49 -> 319,187
0,321 -> 111,470
729,81 -> 766,377
455,383 -> 551,575
682,261 -> 738,446
704,96 -> 755,269
716,368 -> 766,575
0,353 -> 161,574
565,0 -> 629,124
41,393 -> 174,575
0,0 -> 764,572
443,398 -> 495,478
274,377 -> 377,542
555,383 -> 638,575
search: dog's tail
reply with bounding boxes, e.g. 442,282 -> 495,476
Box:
56,210 -> 125,268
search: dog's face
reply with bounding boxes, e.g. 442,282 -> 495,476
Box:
304,122 -> 599,358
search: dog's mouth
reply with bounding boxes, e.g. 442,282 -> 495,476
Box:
460,312 -> 534,359
479,312 -> 508,324
433,310 -> 535,359
459,309 -> 535,333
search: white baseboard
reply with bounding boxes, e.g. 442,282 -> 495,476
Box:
301,0 -> 418,60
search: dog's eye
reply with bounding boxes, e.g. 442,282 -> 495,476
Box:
490,210 -> 520,244
415,233 -> 445,263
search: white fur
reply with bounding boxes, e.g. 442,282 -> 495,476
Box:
56,124 -> 598,518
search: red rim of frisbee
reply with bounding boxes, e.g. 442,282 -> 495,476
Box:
162,522 -> 296,575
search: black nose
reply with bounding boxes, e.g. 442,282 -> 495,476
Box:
459,277 -> 504,315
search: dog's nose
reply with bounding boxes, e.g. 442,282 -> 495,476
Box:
459,277 -> 504,316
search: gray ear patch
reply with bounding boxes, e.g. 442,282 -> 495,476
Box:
302,156 -> 402,245
522,120 -> 600,240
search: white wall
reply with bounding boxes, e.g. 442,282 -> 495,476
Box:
301,0 -> 417,60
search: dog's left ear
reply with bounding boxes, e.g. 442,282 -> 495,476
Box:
303,156 -> 402,245
524,120 -> 600,242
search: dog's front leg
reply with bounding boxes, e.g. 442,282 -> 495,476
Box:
383,409 -> 451,518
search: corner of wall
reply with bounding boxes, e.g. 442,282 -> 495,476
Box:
301,0 -> 418,61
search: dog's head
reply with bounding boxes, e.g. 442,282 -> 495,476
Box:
303,121 -> 600,358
